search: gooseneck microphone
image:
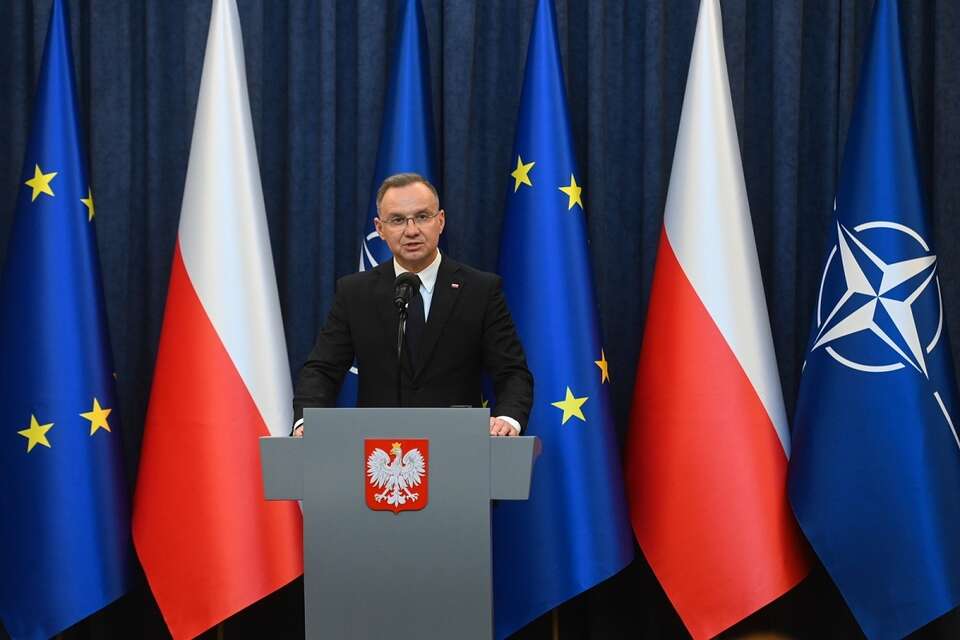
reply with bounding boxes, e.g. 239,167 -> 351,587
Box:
393,272 -> 421,310
393,272 -> 421,406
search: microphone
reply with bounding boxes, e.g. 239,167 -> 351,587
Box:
393,272 -> 420,311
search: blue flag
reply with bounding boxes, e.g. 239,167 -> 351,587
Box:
788,1 -> 960,638
338,0 -> 437,406
0,2 -> 132,638
492,0 -> 634,636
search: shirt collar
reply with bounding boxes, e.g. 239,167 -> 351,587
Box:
393,250 -> 441,294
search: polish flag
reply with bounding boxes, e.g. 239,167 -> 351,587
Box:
131,0 -> 302,638
624,1 -> 809,638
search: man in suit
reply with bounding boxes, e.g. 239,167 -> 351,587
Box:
293,173 -> 533,436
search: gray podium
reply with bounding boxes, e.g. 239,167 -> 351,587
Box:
259,407 -> 537,640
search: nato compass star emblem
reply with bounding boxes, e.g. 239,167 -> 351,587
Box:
813,220 -> 941,376
811,219 -> 958,447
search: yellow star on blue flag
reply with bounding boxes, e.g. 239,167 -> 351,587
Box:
511,156 -> 535,191
551,387 -> 588,424
81,188 -> 95,221
558,174 -> 582,210
17,414 -> 54,452
80,398 -> 112,435
25,164 -> 57,201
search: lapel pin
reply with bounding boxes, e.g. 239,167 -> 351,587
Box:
451,282 -> 460,289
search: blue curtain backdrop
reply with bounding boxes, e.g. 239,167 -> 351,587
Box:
1,1 -> 959,638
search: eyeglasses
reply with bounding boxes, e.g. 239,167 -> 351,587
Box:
379,211 -> 441,229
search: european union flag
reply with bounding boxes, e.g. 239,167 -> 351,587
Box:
788,1 -> 960,638
492,0 -> 633,636
0,2 -> 132,638
339,0 -> 437,406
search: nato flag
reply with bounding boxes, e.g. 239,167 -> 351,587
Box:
0,2 -> 132,638
357,0 -> 437,273
339,0 -> 438,407
788,1 -> 960,638
493,0 -> 633,636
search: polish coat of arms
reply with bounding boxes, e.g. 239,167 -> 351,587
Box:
365,439 -> 428,513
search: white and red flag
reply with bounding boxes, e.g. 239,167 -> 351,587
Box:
624,1 -> 809,637
132,0 -> 302,637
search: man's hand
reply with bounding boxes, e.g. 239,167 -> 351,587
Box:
489,416 -> 519,437
292,424 -> 304,438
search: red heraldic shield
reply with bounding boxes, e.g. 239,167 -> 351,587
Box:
365,439 -> 429,513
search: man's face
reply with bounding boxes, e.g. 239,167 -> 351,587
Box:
375,182 -> 445,271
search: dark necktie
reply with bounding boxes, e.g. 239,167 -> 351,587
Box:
404,275 -> 425,368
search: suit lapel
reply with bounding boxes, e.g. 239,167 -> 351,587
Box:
414,257 -> 462,378
374,261 -> 396,327
374,260 -> 415,380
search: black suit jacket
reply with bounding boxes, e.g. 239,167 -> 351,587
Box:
293,256 -> 533,428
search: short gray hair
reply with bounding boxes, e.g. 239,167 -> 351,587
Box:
376,173 -> 439,211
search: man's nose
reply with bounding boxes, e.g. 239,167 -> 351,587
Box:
403,221 -> 421,236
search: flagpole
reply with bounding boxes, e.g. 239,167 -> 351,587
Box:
552,608 -> 560,640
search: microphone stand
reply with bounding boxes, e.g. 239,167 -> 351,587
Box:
392,272 -> 418,408
396,306 -> 407,407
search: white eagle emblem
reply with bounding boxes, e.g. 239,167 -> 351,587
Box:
366,441 -> 426,508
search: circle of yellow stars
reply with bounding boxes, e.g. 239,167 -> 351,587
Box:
16,397 -> 113,453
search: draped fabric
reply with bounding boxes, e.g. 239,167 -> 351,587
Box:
1,1 -> 958,638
